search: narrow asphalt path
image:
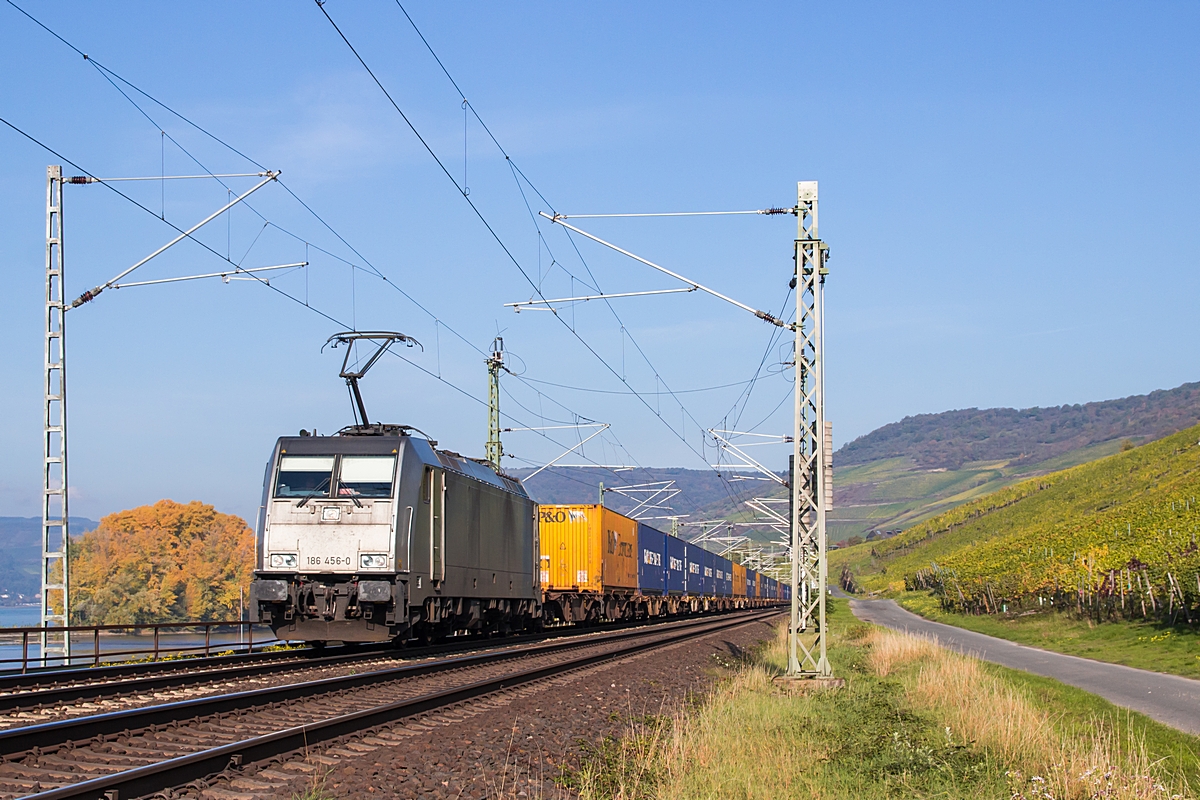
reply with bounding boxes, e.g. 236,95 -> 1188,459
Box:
848,596 -> 1200,736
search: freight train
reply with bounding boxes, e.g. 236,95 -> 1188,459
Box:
249,426 -> 787,644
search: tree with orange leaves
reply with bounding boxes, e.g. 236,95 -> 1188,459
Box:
70,500 -> 254,624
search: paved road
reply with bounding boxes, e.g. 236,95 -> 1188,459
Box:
848,597 -> 1200,735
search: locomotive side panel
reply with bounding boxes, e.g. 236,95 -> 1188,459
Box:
443,472 -> 535,599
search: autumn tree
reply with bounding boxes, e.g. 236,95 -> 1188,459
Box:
70,500 -> 254,625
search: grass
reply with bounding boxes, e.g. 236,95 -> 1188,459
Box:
570,599 -> 1200,800
895,591 -> 1200,680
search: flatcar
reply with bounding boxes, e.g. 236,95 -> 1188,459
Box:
249,425 -> 540,643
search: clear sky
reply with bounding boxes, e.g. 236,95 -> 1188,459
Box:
1,2 -> 1197,524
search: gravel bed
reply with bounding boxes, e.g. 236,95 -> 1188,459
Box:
193,614 -> 780,800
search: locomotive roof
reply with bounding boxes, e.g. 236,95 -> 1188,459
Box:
275,434 -> 529,498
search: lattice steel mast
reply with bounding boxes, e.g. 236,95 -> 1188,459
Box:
42,166 -> 70,664
788,181 -> 831,677
536,185 -> 833,679
486,337 -> 504,469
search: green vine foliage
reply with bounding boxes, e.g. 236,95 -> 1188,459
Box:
848,424 -> 1200,617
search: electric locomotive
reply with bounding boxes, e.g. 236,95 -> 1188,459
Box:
249,332 -> 540,643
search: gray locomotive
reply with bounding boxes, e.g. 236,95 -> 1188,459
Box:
249,332 -> 540,644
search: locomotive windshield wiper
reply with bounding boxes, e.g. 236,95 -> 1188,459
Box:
296,477 -> 331,508
335,478 -> 363,508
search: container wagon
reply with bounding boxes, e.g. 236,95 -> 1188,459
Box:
636,522 -> 669,617
665,534 -> 687,608
731,562 -> 747,605
538,504 -> 638,623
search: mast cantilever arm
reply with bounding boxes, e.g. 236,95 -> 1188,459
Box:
68,171 -> 280,310
539,211 -> 794,330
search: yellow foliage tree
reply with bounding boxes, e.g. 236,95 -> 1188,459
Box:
70,500 -> 254,625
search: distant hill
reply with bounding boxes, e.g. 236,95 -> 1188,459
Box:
512,466 -> 771,530
512,381 -> 1200,547
0,517 -> 98,604
827,381 -> 1200,543
831,422 -> 1200,615
838,382 -> 1200,470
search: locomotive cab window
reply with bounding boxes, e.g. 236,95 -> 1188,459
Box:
275,456 -> 335,498
338,456 -> 396,498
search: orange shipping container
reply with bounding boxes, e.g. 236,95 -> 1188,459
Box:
538,504 -> 639,592
755,572 -> 764,599
731,562 -> 747,597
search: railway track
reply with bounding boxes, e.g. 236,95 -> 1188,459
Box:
0,610 -> 769,729
0,610 -> 777,800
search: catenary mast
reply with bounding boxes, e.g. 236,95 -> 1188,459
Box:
42,166 -> 71,664
787,181 -> 831,677
486,337 -> 504,469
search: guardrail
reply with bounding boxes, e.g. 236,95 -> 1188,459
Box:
0,621 -> 285,673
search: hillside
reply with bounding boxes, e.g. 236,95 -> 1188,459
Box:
827,380 -> 1200,542
512,381 -> 1200,547
837,382 -> 1200,469
0,517 -> 98,604
514,381 -> 1200,547
832,423 -> 1200,615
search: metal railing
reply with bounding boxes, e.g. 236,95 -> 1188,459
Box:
0,620 -> 287,674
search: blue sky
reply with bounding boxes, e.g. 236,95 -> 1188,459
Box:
1,2 -> 1197,523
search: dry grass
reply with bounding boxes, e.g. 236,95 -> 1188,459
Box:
569,615 -> 1194,800
867,627 -> 943,676
869,628 -> 1191,799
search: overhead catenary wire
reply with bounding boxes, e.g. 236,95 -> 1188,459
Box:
548,209 -> 795,219
316,4 -> 743,507
382,2 -> 759,512
2,114 -> 632,485
3,1 -> 634,479
378,3 -> 771,516
9,2 -> 780,516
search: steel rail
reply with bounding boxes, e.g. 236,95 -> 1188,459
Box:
0,608 -> 770,711
0,611 -> 777,757
23,610 -> 776,800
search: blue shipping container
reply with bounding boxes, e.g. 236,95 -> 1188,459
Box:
636,523 -> 667,595
685,544 -> 703,595
701,548 -> 716,596
715,554 -> 733,597
665,535 -> 688,595
746,568 -> 758,598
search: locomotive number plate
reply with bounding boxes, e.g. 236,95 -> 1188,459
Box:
307,555 -> 353,566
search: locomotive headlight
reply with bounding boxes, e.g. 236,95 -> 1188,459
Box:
360,553 -> 388,570
269,553 -> 298,569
